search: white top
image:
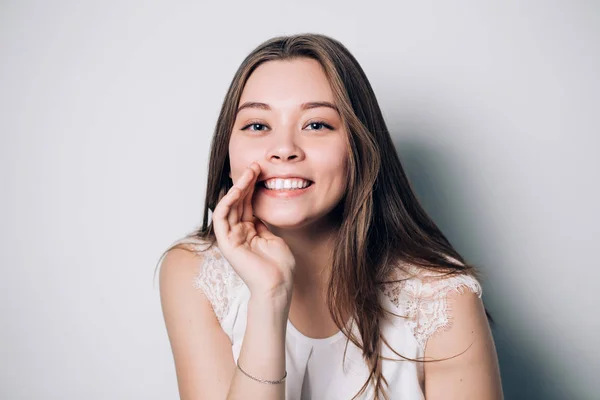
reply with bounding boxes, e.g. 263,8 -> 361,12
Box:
175,237 -> 482,400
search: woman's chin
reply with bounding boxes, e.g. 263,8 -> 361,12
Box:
253,201 -> 343,233
258,215 -> 310,231
255,211 -> 339,235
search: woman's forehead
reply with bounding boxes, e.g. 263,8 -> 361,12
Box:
239,58 -> 335,108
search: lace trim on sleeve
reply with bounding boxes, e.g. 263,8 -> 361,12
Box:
194,245 -> 244,323
172,237 -> 244,323
381,264 -> 482,349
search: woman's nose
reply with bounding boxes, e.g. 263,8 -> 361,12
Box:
267,132 -> 304,162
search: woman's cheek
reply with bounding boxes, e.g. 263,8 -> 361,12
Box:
319,150 -> 348,178
228,139 -> 256,181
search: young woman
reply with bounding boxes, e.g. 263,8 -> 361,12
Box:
158,33 -> 503,400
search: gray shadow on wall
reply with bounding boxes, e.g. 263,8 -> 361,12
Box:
389,131 -> 577,400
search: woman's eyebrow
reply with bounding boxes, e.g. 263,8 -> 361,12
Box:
236,101 -> 339,115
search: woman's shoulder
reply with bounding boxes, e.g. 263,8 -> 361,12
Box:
390,261 -> 481,298
379,257 -> 483,349
166,235 -> 245,322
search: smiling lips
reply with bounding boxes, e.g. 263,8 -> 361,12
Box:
256,178 -> 314,198
261,178 -> 312,190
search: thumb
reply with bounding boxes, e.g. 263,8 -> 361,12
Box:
253,216 -> 276,239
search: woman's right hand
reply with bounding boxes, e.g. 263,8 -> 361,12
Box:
213,162 -> 296,304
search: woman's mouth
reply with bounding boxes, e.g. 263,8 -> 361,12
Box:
260,178 -> 312,190
256,178 -> 314,198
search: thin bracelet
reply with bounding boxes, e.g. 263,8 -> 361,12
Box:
236,360 -> 287,385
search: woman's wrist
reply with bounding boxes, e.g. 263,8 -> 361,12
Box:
229,291 -> 289,399
248,292 -> 291,318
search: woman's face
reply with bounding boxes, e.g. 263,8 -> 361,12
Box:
228,58 -> 349,230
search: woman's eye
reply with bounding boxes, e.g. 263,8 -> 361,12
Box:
305,121 -> 333,131
240,121 -> 333,132
241,123 -> 269,132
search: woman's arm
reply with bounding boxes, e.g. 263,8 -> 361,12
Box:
159,247 -> 289,400
423,290 -> 503,399
227,294 -> 289,399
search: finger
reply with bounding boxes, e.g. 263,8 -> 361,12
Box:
235,164 -> 258,220
242,163 -> 261,222
213,186 -> 242,242
241,181 -> 256,222
237,175 -> 248,221
234,168 -> 253,223
228,188 -> 240,227
229,167 -> 254,226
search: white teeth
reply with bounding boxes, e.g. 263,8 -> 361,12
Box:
264,178 -> 311,190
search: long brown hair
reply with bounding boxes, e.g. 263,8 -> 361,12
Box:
160,33 -> 483,399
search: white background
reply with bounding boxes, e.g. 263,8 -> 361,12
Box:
1,1 -> 598,399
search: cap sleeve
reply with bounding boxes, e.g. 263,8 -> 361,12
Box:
404,270 -> 482,349
171,237 -> 244,323
380,261 -> 483,350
